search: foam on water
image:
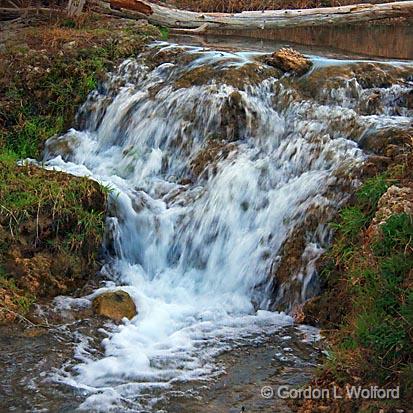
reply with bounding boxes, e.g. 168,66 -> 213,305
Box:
40,43 -> 412,410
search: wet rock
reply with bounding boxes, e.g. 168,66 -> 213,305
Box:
178,178 -> 192,186
44,132 -> 80,161
358,128 -> 412,155
405,89 -> 413,110
295,63 -> 412,105
23,327 -> 48,338
296,65 -> 355,100
174,65 -> 217,89
358,89 -> 382,115
92,290 -> 137,322
149,47 -> 200,69
361,155 -> 392,176
174,61 -> 279,90
353,63 -> 396,89
190,139 -> 236,178
301,279 -> 351,329
220,63 -> 280,89
264,48 -> 312,76
220,91 -> 250,141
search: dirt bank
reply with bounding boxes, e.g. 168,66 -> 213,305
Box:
0,14 -> 161,324
298,141 -> 413,412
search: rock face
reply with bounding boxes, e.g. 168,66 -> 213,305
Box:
264,48 -> 312,76
358,128 -> 413,155
92,291 -> 137,322
367,185 -> 413,240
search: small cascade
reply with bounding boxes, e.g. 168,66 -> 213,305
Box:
42,43 -> 413,411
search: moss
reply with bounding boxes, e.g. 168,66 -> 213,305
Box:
157,26 -> 170,40
0,264 -> 35,319
174,63 -> 279,91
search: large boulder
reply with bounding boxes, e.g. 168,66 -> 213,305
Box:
92,290 -> 137,322
264,48 -> 312,76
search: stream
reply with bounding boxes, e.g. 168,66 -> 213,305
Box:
2,31 -> 413,412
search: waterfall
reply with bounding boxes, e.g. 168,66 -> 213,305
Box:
42,42 -> 412,411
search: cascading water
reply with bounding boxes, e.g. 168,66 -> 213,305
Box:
39,42 -> 412,411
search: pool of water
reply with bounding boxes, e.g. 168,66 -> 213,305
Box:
173,23 -> 413,60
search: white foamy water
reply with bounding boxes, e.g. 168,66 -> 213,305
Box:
40,43 -> 412,411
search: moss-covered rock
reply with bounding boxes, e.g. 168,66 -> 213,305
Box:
190,139 -> 236,178
358,128 -> 413,155
295,62 -> 413,106
92,290 -> 137,322
174,62 -> 279,90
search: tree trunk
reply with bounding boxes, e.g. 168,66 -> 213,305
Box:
88,0 -> 413,31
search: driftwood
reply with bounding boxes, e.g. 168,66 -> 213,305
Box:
88,0 -> 413,32
0,6 -> 59,20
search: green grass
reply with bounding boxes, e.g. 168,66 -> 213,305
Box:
0,20 -> 161,160
0,155 -> 105,259
373,213 -> 413,256
321,170 -> 413,400
1,53 -> 108,158
0,154 -> 106,321
356,173 -> 391,211
330,206 -> 368,239
0,18 -> 161,322
337,174 -> 391,227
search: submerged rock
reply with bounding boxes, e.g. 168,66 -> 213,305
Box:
92,290 -> 137,322
264,48 -> 312,76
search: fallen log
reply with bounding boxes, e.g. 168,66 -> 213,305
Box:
88,0 -> 413,32
0,7 -> 60,20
